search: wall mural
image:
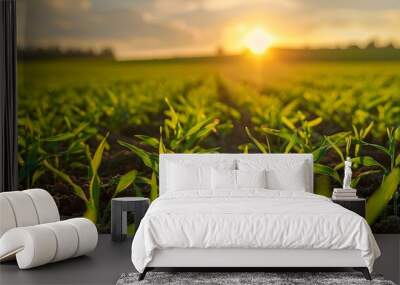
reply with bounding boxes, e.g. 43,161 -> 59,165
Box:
17,0 -> 400,233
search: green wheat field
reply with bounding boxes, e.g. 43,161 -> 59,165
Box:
17,58 -> 400,233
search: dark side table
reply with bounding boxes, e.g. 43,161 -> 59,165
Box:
111,197 -> 150,242
332,198 -> 366,218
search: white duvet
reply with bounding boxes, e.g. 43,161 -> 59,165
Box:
131,189 -> 380,273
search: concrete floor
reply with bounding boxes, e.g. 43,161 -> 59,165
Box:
0,235 -> 134,285
1,234 -> 397,285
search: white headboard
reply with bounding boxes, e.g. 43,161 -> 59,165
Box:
159,153 -> 313,195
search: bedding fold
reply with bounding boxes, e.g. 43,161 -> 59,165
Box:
131,190 -> 380,273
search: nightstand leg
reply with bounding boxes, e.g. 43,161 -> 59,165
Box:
111,201 -> 123,241
122,210 -> 127,235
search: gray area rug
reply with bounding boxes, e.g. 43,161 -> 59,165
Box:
116,272 -> 395,285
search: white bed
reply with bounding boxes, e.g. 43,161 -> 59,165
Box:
131,154 -> 380,280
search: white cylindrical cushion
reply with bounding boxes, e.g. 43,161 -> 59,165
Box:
0,189 -> 97,269
0,192 -> 39,227
42,221 -> 79,262
0,218 -> 97,269
0,196 -> 17,237
65,218 -> 98,257
0,226 -> 57,269
23,189 -> 60,224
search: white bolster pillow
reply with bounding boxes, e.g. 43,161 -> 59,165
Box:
0,218 -> 98,269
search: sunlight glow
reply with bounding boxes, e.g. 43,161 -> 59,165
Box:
243,27 -> 271,55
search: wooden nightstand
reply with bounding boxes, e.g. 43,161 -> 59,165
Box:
331,198 -> 366,218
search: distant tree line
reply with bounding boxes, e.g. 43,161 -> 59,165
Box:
248,40 -> 400,61
17,40 -> 400,61
346,40 -> 398,50
18,46 -> 115,60
215,40 -> 400,56
270,40 -> 400,61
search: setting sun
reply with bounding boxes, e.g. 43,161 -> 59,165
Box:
243,27 -> 271,55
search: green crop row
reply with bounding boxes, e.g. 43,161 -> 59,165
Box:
17,60 -> 400,232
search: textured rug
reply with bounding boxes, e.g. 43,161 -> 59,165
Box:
116,272 -> 395,285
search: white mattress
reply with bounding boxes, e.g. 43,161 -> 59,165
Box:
131,190 -> 380,273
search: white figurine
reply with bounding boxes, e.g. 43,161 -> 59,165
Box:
343,157 -> 352,189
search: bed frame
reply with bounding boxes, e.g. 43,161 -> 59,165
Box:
140,248 -> 370,280
139,154 -> 371,280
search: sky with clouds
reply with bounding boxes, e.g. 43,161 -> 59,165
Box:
17,0 -> 400,59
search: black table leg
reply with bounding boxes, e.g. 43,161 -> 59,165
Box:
111,200 -> 123,241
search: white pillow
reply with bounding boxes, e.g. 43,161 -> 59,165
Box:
167,162 -> 212,191
166,158 -> 236,170
237,159 -> 307,191
236,169 -> 267,188
211,169 -> 268,190
212,168 -> 236,190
